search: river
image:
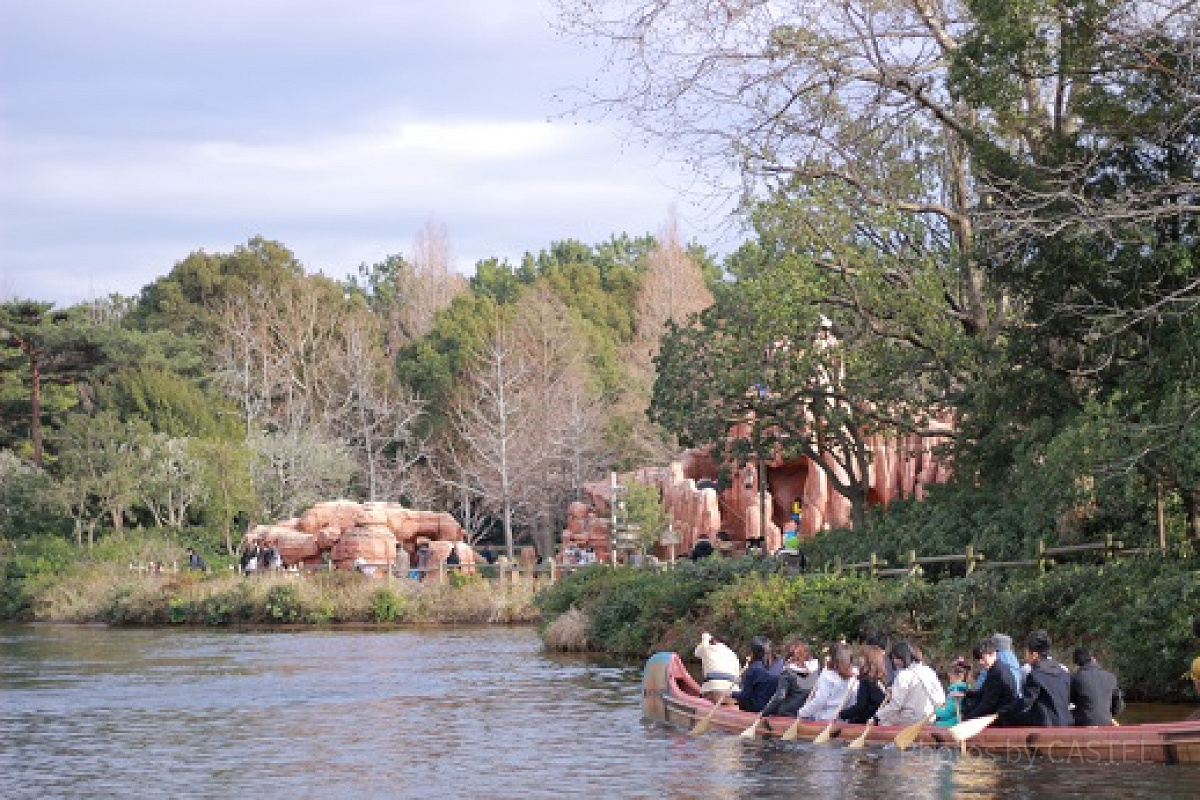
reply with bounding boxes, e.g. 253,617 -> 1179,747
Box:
2,625 -> 1197,799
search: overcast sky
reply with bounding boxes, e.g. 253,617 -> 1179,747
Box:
0,0 -> 736,307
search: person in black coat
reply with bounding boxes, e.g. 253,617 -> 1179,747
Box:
1070,647 -> 1124,726
962,638 -> 1019,723
732,636 -> 781,713
1006,630 -> 1073,727
838,646 -> 887,724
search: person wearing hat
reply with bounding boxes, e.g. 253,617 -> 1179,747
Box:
694,632 -> 741,703
990,632 -> 1024,694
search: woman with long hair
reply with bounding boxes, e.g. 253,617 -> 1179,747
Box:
759,638 -> 820,725
874,641 -> 946,727
795,642 -> 858,721
838,646 -> 888,724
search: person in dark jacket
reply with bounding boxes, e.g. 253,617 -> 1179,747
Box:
1070,647 -> 1124,726
760,639 -> 819,726
186,548 -> 207,571
863,630 -> 895,687
962,638 -> 1019,723
732,636 -> 781,713
1007,630 -> 1073,727
838,646 -> 888,724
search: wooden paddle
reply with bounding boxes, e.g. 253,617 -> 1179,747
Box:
812,678 -> 858,744
947,713 -> 998,744
780,712 -> 805,741
893,711 -> 935,750
739,711 -> 766,738
692,657 -> 750,736
846,688 -> 889,749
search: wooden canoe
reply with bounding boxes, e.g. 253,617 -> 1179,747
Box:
642,652 -> 1200,765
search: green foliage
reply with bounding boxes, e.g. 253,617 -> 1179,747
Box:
623,483 -> 669,552
129,237 -> 305,337
101,366 -> 240,439
264,583 -> 303,622
369,587 -> 407,623
0,451 -> 67,539
701,571 -> 901,651
0,535 -> 76,619
798,484 -> 1048,571
538,553 -> 1200,700
535,557 -> 779,657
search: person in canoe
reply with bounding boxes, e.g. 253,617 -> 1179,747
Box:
962,637 -> 1020,724
838,645 -> 888,724
1070,647 -> 1124,727
759,638 -> 820,728
934,658 -> 971,726
795,642 -> 857,721
1005,630 -> 1073,727
694,632 -> 742,704
873,641 -> 945,728
732,636 -> 782,713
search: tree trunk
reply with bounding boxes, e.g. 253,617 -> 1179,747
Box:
1182,486 -> 1200,544
30,357 -> 43,468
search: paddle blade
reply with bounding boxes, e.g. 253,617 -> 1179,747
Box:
949,713 -> 997,742
812,720 -> 836,744
739,720 -> 759,738
780,717 -> 803,741
846,721 -> 874,749
893,712 -> 934,750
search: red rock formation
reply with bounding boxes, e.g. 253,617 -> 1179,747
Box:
562,424 -> 955,558
245,500 -> 467,571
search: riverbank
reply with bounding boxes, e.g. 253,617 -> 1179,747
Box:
536,555 -> 1200,703
7,559 -> 539,626
2,532 -> 541,626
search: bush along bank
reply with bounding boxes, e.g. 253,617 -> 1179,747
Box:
536,554 -> 1200,703
2,534 -> 538,626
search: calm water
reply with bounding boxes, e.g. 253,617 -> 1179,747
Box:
1,625 -> 1197,799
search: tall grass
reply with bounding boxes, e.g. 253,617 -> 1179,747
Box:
32,565 -> 539,626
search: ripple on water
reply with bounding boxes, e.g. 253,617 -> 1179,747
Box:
2,626 -> 1198,799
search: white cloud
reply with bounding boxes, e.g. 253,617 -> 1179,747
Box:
0,0 -> 738,306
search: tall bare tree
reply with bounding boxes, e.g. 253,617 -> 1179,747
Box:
448,324 -> 538,560
445,287 -> 607,557
328,311 -> 425,501
632,210 -> 715,375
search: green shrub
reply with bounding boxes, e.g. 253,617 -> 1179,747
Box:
536,550 -> 1200,700
369,587 -> 406,623
265,583 -> 302,622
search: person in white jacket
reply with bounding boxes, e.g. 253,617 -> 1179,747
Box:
694,632 -> 742,702
795,642 -> 858,721
874,642 -> 946,727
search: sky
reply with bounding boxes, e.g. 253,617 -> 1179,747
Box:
0,0 -> 737,307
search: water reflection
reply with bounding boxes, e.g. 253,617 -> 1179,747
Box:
2,625 -> 1197,799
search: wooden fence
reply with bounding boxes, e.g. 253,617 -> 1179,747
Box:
827,534 -> 1167,578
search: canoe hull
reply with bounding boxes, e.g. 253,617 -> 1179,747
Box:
642,652 -> 1200,765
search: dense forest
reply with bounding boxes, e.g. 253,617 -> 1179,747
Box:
3,1 -> 1198,628
1,217 -> 717,563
